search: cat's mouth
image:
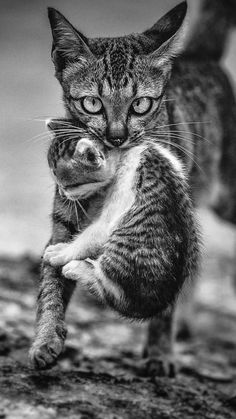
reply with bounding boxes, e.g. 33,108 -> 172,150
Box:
63,180 -> 101,190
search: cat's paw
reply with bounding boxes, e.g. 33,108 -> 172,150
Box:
44,243 -> 74,266
29,332 -> 65,370
137,355 -> 176,378
62,260 -> 86,280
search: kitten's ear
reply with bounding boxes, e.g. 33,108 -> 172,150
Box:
48,8 -> 94,74
46,118 -> 68,132
143,1 -> 187,64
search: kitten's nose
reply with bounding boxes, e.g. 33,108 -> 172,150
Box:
74,138 -> 104,167
106,121 -> 128,147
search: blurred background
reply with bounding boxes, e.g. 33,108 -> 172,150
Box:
1,0 -> 236,256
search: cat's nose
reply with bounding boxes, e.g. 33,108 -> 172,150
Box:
106,122 -> 128,147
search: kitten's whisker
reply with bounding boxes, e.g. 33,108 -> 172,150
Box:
76,199 -> 92,221
74,202 -> 80,230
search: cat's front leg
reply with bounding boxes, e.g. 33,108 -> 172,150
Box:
29,260 -> 76,369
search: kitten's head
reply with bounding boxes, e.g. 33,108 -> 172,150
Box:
47,119 -> 120,200
48,2 -> 187,148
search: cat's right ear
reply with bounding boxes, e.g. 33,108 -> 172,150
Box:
143,1 -> 187,64
48,8 -> 94,76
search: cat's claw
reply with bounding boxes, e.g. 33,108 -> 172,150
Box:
44,243 -> 74,266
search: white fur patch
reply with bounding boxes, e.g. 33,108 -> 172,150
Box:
88,258 -> 125,303
153,143 -> 186,179
100,145 -> 146,233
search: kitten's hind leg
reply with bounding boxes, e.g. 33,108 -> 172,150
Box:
62,258 -> 123,303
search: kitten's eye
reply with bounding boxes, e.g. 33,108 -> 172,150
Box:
81,96 -> 103,114
131,97 -> 152,115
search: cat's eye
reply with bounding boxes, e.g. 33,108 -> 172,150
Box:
81,96 -> 103,114
131,97 -> 152,116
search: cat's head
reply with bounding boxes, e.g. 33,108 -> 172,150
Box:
48,2 -> 187,149
47,119 -> 120,200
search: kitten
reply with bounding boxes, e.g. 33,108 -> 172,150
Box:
30,0 -> 236,374
44,119 -> 199,321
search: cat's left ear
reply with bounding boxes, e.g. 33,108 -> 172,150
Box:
48,8 -> 94,77
143,1 -> 188,65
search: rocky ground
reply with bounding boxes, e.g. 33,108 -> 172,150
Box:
0,212 -> 236,419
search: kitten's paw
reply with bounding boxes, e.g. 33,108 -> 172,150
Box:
138,355 -> 176,378
29,334 -> 65,370
62,260 -> 87,280
44,243 -> 73,266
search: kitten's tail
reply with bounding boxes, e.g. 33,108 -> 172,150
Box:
184,0 -> 236,61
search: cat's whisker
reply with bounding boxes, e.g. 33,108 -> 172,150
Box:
156,132 -> 197,146
60,134 -> 83,145
157,121 -> 212,128
145,127 -> 212,147
76,199 -> 92,221
145,130 -> 197,147
23,128 -> 79,144
51,120 -> 87,134
69,200 -> 74,223
74,202 -> 81,230
143,137 -> 205,175
28,129 -> 83,145
162,98 -> 176,102
159,129 -> 212,144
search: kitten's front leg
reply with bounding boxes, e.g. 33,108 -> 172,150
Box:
44,242 -> 75,267
44,223 -> 109,267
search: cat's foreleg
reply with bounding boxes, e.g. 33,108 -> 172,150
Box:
29,210 -> 77,369
29,260 -> 76,369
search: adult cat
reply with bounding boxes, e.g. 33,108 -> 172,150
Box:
30,0 -> 236,374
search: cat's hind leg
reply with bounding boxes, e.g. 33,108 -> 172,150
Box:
141,310 -> 176,378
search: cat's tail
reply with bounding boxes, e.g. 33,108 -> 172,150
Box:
184,0 -> 236,61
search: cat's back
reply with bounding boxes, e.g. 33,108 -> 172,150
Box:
167,57 -> 236,207
168,58 -> 234,128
